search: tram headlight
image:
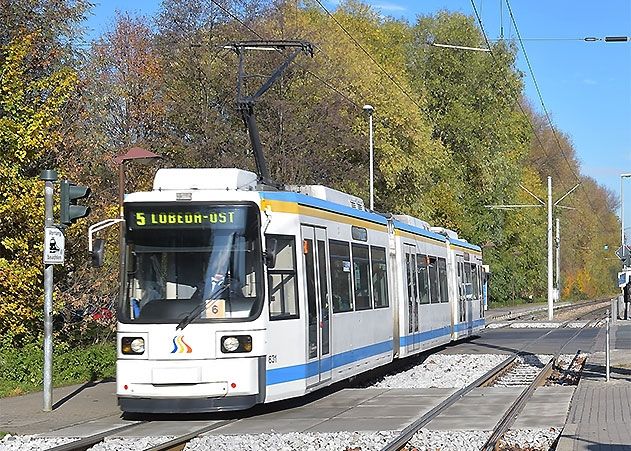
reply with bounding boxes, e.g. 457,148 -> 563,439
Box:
221,335 -> 252,353
122,337 -> 145,355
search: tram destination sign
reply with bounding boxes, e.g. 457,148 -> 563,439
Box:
126,205 -> 247,230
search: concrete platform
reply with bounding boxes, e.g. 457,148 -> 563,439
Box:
206,388 -> 457,434
513,386 -> 575,428
426,387 -> 520,430
557,323 -> 631,450
0,380 -> 122,435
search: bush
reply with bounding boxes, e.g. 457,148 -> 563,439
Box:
0,338 -> 115,397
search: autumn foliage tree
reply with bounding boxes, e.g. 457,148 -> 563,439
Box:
1,0 -> 622,345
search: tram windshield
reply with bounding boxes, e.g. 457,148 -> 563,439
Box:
120,203 -> 263,323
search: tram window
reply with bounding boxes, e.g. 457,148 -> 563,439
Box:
352,243 -> 372,310
428,256 -> 440,304
267,235 -> 299,320
417,254 -> 430,304
438,257 -> 449,303
371,246 -> 389,308
351,226 -> 368,242
330,240 -> 353,313
464,262 -> 473,298
472,264 -> 480,299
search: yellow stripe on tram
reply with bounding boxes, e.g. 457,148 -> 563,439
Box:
261,199 -> 387,231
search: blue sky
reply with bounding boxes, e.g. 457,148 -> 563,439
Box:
84,1 -> 631,225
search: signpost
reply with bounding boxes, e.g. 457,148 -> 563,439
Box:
39,170 -> 91,412
43,226 -> 65,265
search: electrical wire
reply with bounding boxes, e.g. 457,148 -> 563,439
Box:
469,0 -> 578,198
312,0 -> 424,111
503,0 -> 615,232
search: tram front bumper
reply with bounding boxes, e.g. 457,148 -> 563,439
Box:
116,356 -> 266,413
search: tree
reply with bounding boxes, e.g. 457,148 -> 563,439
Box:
0,35 -> 78,344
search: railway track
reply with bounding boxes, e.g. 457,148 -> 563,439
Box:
43,419 -> 239,451
380,314 -> 604,451
25,307 -> 608,451
510,298 -> 611,322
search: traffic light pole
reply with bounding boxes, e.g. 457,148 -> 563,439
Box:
40,170 -> 57,412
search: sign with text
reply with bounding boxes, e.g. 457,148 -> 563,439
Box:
44,227 -> 65,264
126,205 -> 247,230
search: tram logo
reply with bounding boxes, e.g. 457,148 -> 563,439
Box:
171,335 -> 192,353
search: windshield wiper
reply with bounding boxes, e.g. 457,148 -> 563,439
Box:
176,285 -> 229,331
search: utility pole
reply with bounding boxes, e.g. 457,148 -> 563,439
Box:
547,176 -> 553,320
486,177 -> 579,320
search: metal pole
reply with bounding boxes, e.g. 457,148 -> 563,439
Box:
606,309 -> 610,382
40,170 -> 57,411
118,163 -> 126,303
548,176 -> 553,320
555,217 -> 560,301
622,175 -> 625,248
369,111 -> 374,211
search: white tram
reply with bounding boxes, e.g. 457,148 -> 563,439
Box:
116,168 -> 485,413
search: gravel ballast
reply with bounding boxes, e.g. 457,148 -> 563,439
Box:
366,353 -> 508,389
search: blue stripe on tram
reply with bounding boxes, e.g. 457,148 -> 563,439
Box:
266,319 -> 484,386
266,340 -> 392,385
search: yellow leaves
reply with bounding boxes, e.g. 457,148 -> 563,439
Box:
1,35 -> 78,342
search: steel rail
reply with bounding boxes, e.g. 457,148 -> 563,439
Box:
379,315 -> 586,451
45,422 -> 145,451
144,419 -> 238,451
379,353 -> 517,451
480,316 -> 602,451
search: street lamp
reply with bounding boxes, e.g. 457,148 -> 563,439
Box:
363,104 -> 374,211
621,173 -> 631,248
115,147 -> 163,215
114,147 -> 162,296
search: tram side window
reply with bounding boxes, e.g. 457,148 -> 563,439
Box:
438,257 -> 449,303
330,240 -> 353,313
464,262 -> 473,298
417,254 -> 430,304
352,243 -> 372,310
371,246 -> 389,308
428,256 -> 440,304
472,264 -> 480,299
267,235 -> 299,320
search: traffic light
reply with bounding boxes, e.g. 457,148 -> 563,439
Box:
60,179 -> 91,225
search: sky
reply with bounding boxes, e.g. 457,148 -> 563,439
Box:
83,1 -> 631,232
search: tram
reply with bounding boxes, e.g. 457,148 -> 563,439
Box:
115,167 -> 486,413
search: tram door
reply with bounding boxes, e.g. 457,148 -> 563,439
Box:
404,244 -> 420,352
301,225 -> 332,387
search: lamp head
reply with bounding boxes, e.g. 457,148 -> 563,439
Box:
363,104 -> 374,115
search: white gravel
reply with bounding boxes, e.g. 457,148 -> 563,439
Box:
501,427 -> 560,450
0,429 -> 562,451
366,354 -> 508,389
408,429 -> 492,450
0,435 -> 76,451
93,436 -> 177,451
185,431 -> 398,451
